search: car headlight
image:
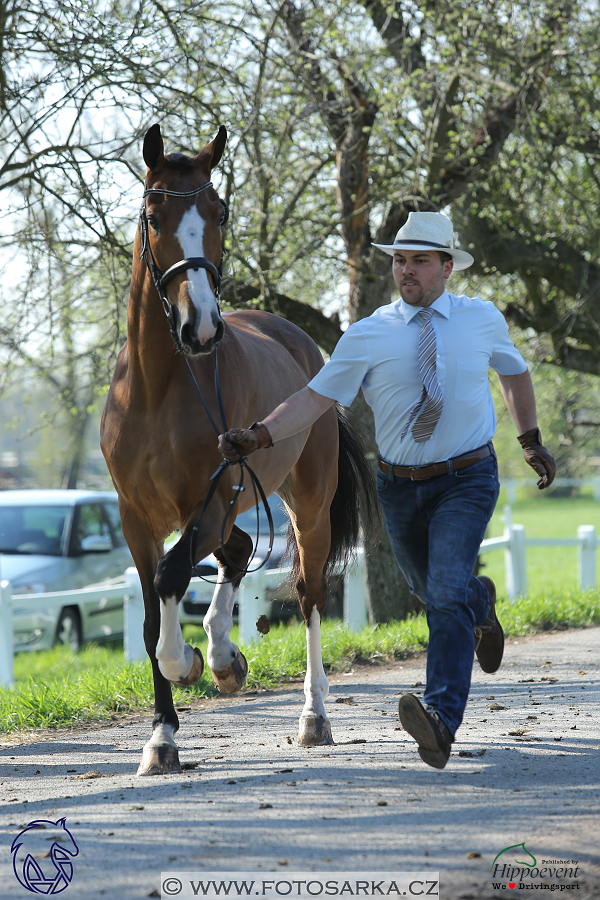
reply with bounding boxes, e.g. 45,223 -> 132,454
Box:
12,583 -> 47,595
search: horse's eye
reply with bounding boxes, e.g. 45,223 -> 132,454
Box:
147,215 -> 160,232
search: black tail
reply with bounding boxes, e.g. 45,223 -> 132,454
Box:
286,404 -> 378,581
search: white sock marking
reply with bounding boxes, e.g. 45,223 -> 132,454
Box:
156,596 -> 195,682
203,570 -> 240,671
301,605 -> 329,719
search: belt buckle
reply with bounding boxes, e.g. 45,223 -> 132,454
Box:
409,467 -> 420,481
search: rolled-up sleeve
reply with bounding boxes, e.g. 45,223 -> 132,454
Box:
308,323 -> 371,406
489,307 -> 528,375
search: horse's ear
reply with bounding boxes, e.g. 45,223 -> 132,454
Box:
195,125 -> 228,172
143,123 -> 165,171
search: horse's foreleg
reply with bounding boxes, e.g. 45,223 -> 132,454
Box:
153,537 -> 204,687
120,511 -> 185,776
204,525 -> 252,694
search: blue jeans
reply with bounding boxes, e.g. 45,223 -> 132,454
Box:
376,449 -> 500,735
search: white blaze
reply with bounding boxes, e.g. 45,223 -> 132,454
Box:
175,207 -> 219,343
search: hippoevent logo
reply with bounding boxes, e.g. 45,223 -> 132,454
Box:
491,843 -> 580,891
11,817 -> 79,894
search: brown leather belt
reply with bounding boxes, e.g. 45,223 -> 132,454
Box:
378,443 -> 492,481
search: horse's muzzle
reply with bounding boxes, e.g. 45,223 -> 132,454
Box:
179,312 -> 224,356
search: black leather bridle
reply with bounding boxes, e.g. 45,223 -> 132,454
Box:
138,180 -> 274,580
139,180 -> 228,347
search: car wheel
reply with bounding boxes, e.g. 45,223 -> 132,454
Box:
55,608 -> 82,652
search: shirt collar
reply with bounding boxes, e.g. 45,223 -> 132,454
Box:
395,289 -> 451,323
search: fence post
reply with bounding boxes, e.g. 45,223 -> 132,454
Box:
577,525 -> 597,591
124,568 -> 146,663
344,551 -> 368,631
0,579 -> 14,687
503,506 -> 527,601
238,570 -> 269,646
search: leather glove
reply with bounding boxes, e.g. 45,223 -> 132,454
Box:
517,427 -> 556,489
218,421 -> 273,462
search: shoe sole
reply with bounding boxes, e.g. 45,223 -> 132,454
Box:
398,694 -> 450,770
477,576 -> 504,674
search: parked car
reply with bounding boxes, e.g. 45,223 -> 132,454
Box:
0,490 -> 133,652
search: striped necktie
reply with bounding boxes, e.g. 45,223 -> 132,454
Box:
401,307 -> 444,443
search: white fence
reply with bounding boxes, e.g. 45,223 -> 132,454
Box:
479,505 -> 598,601
0,515 -> 597,688
0,556 -> 369,688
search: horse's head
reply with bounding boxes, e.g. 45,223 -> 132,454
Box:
141,123 -> 228,356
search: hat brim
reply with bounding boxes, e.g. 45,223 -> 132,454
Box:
372,240 -> 474,271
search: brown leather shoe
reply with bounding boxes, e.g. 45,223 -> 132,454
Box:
398,693 -> 454,769
474,576 -> 504,673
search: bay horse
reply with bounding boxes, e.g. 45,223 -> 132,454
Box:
101,124 -> 374,775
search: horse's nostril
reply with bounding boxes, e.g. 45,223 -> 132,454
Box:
214,318 -> 224,345
180,322 -> 195,347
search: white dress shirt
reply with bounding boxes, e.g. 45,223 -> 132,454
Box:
308,290 -> 527,466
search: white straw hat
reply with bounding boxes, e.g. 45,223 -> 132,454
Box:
372,212 -> 474,270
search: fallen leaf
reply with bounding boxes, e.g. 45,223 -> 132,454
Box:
259,803 -> 273,809
377,801 -> 387,806
488,703 -> 508,711
335,697 -> 356,705
74,771 -> 103,780
553,736 -> 562,741
466,852 -> 481,859
182,762 -> 200,770
226,780 -> 237,785
458,751 -> 474,758
541,677 -> 558,683
508,728 -> 531,736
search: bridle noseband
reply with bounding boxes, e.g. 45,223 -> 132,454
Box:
139,180 -> 228,346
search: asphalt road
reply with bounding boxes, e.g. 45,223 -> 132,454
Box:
0,626 -> 598,900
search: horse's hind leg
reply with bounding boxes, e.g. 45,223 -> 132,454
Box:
287,412 -> 339,746
204,525 -> 253,694
289,504 -> 336,746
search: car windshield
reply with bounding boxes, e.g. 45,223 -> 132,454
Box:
0,506 -> 69,556
234,500 -> 289,536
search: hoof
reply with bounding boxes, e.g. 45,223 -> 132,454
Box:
137,743 -> 181,776
211,650 -> 248,694
297,715 -> 334,746
171,646 -> 204,687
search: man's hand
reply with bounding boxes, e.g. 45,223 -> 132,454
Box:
218,421 -> 273,462
517,428 -> 556,489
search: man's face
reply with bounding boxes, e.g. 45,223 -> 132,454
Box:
392,249 -> 453,307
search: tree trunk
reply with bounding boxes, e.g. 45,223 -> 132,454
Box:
350,392 -> 421,623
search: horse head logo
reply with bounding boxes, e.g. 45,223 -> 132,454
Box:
492,842 -> 537,871
11,817 -> 79,894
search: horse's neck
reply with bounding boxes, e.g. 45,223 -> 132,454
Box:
126,258 -> 178,398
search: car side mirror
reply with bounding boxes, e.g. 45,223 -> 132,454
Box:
80,534 -> 112,553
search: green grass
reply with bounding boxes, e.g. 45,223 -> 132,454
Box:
484,493 -> 600,598
2,587 -> 600,735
